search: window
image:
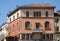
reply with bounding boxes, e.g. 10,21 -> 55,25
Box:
34,11 -> 41,17
30,34 -> 33,39
55,26 -> 59,31
50,34 -> 53,39
13,15 -> 15,20
34,11 -> 38,17
17,13 -> 19,18
55,18 -> 59,23
10,18 -> 11,22
26,11 -> 29,17
46,11 -> 48,17
34,11 -> 36,17
22,34 -> 25,39
46,34 -> 49,39
25,21 -> 30,28
36,11 -> 38,17
43,34 -> 53,40
26,34 -> 29,39
39,11 -> 41,17
36,23 -> 40,29
22,34 -> 32,39
45,21 -> 50,29
42,34 -> 45,39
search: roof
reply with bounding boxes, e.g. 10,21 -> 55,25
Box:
7,4 -> 55,17
21,4 -> 55,7
54,12 -> 60,17
0,22 -> 8,27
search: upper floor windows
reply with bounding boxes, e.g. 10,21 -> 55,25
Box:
45,21 -> 50,30
55,26 -> 59,31
17,13 -> 19,18
55,18 -> 59,23
13,15 -> 15,20
39,11 -> 41,17
46,11 -> 48,17
10,18 -> 11,22
34,11 -> 41,17
25,21 -> 30,29
26,11 -> 29,17
34,11 -> 36,17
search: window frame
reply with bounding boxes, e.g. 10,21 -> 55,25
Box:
43,34 -> 53,40
10,18 -> 11,22
39,11 -> 41,17
22,34 -> 33,40
17,13 -> 19,18
36,22 -> 40,29
22,34 -> 25,39
25,21 -> 30,29
45,21 -> 50,30
13,15 -> 15,20
26,11 -> 29,17
55,26 -> 59,31
46,11 -> 48,17
55,18 -> 59,23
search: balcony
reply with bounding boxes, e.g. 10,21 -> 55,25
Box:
32,28 -> 43,33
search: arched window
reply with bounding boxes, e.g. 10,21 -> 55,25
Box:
25,21 -> 30,28
46,11 -> 48,17
45,21 -> 50,29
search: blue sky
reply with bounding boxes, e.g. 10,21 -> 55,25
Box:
0,0 -> 60,25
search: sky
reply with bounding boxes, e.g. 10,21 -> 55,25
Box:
0,0 -> 60,25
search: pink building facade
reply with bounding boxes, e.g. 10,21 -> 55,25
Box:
6,4 -> 56,41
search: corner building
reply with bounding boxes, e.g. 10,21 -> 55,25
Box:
7,4 -> 55,41
54,11 -> 60,41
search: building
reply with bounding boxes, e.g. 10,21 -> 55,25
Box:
7,4 -> 55,41
0,22 -> 8,41
54,11 -> 60,41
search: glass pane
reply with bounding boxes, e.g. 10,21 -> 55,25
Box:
46,34 -> 49,39
22,34 -> 25,39
50,34 -> 53,39
26,34 -> 29,39
42,34 -> 45,39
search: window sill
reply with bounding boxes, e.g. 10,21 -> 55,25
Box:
25,28 -> 31,30
45,28 -> 51,30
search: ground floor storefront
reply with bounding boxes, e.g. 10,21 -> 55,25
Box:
6,33 -> 55,41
